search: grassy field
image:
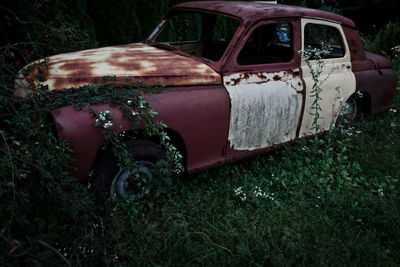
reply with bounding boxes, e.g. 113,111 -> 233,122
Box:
1,61 -> 399,266
77,69 -> 400,266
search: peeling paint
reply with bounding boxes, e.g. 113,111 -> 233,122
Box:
15,43 -> 220,93
224,69 -> 303,150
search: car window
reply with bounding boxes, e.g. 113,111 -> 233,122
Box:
237,22 -> 293,65
154,11 -> 240,62
156,12 -> 202,42
304,23 -> 345,59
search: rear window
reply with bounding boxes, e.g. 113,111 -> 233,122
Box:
304,23 -> 345,59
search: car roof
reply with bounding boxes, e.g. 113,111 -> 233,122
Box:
172,1 -> 356,28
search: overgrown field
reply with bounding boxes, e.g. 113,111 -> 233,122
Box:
95,76 -> 400,266
1,1 -> 400,265
1,63 -> 399,266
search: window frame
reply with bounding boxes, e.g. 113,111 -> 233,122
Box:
236,22 -> 294,66
224,18 -> 300,73
146,9 -> 243,67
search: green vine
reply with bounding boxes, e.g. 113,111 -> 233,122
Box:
29,76 -> 184,196
301,46 -> 338,134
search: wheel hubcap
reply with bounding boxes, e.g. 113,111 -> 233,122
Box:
111,161 -> 155,200
338,98 -> 357,123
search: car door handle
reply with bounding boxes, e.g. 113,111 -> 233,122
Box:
342,64 -> 351,70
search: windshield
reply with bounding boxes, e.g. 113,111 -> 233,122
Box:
147,11 -> 240,62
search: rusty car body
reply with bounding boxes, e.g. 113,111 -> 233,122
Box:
15,1 -> 397,196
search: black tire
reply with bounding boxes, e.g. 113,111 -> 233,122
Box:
336,97 -> 362,125
90,139 -> 165,200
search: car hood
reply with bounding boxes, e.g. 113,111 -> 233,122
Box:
15,43 -> 221,97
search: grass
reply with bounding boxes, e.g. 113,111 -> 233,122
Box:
1,62 -> 399,266
77,71 -> 400,266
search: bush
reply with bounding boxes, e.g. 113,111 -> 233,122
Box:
363,21 -> 400,58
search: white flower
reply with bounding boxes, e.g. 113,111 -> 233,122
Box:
131,111 -> 138,116
234,187 -> 243,195
234,186 -> 247,201
253,186 -> 275,200
98,110 -> 111,121
355,130 -> 362,134
127,99 -> 132,105
391,45 -> 400,57
389,108 -> 397,113
378,188 -> 384,196
103,121 -> 113,129
391,123 -> 396,127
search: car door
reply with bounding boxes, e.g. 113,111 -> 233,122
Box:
299,18 -> 356,136
222,19 -> 304,159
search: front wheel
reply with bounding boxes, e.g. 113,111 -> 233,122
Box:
90,139 -> 165,201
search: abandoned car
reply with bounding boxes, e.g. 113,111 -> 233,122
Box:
15,1 -> 397,198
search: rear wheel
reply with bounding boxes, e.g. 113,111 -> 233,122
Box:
90,139 -> 165,201
336,97 -> 361,124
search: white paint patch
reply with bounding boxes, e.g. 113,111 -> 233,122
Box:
224,70 -> 303,151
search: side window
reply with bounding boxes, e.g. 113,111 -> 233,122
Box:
304,23 -> 345,59
156,12 -> 202,42
237,22 -> 293,65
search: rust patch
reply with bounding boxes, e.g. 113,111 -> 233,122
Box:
231,77 -> 242,86
59,61 -> 94,78
16,43 -> 222,91
242,73 -> 250,80
273,75 -> 281,81
255,81 -> 267,85
287,69 -> 300,77
257,73 -> 267,80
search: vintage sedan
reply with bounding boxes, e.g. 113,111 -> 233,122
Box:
15,1 -> 397,198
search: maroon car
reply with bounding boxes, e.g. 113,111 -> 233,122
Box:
15,1 -> 397,198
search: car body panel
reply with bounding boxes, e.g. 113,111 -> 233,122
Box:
15,43 -> 221,97
53,85 -> 231,182
355,69 -> 397,114
222,18 -> 305,159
